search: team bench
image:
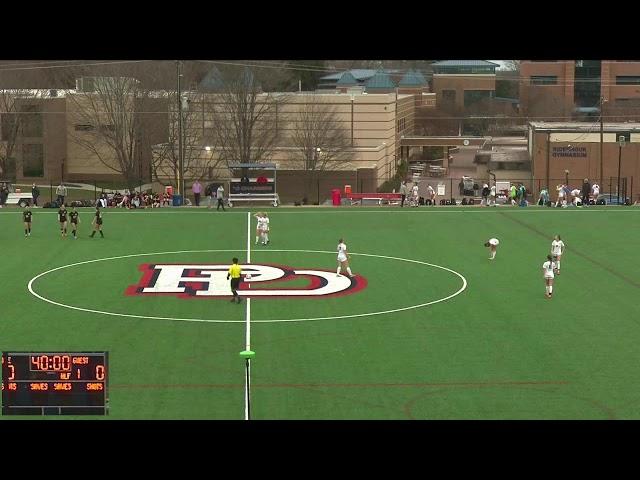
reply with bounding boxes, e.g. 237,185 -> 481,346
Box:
227,192 -> 280,207
346,193 -> 402,206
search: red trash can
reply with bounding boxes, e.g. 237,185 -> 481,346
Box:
331,188 -> 341,206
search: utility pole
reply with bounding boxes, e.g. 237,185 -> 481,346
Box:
599,96 -> 604,187
177,60 -> 184,201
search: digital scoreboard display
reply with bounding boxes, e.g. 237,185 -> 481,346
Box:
2,352 -> 109,415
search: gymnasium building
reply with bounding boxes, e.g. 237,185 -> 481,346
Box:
528,121 -> 640,201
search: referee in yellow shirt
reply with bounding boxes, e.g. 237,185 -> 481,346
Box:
227,257 -> 242,303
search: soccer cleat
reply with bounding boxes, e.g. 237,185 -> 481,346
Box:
336,274 -> 341,277
230,298 -> 236,303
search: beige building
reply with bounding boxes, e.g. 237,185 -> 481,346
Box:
164,91 -> 416,189
3,84 -> 166,186
4,84 -> 419,201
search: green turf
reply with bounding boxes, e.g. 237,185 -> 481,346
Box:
2,205 -> 640,419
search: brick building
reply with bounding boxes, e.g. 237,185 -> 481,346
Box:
528,121 -> 640,201
520,60 -> 640,121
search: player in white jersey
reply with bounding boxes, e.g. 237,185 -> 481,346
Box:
484,238 -> 499,260
254,212 -> 264,245
336,238 -> 354,278
254,212 -> 270,245
571,189 -> 582,206
542,254 -> 558,298
411,184 -> 420,207
262,213 -> 270,245
555,185 -> 565,207
551,235 -> 565,274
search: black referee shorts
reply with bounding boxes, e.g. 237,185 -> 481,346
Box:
230,278 -> 240,290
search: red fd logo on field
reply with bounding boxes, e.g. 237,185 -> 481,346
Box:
125,264 -> 367,299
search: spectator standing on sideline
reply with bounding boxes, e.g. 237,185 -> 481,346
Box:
481,184 -> 489,206
216,184 -> 226,211
192,179 -> 202,207
56,182 -> 68,206
581,178 -> 591,206
0,183 -> 7,207
489,184 -> 496,206
32,183 -> 40,207
426,184 -> 436,206
538,187 -> 550,206
205,183 -> 214,208
399,181 -> 408,207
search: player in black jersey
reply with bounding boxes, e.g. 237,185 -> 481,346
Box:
23,205 -> 32,237
58,204 -> 68,238
69,206 -> 80,239
89,206 -> 104,238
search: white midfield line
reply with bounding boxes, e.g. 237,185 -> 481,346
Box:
244,211 -> 252,420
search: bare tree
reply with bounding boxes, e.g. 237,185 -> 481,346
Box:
67,76 -> 153,191
151,92 -> 224,185
500,60 -> 521,71
290,96 -> 352,191
0,89 -> 37,179
209,68 -> 287,166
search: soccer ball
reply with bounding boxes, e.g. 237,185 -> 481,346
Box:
245,274 -> 252,281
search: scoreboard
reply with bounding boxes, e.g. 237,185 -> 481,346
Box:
2,352 -> 109,415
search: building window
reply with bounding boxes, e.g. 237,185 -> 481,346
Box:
530,76 -> 558,85
20,104 -> 43,137
616,76 -> 640,85
442,89 -> 456,104
464,90 -> 493,107
22,144 -> 44,177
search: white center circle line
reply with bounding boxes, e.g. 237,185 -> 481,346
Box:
27,249 -> 467,324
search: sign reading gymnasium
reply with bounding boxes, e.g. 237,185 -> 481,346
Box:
126,264 -> 367,299
552,147 -> 587,158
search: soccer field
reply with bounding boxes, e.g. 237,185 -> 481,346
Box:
2,206 -> 640,419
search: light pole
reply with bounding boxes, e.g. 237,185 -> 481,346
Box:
350,94 -> 354,147
599,96 -> 606,187
315,147 -> 321,205
618,135 -> 626,202
176,60 -> 185,201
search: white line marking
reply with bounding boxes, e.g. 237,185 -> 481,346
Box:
246,212 -> 251,264
245,211 -> 251,420
27,249 -> 467,324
